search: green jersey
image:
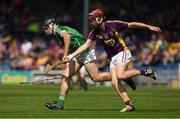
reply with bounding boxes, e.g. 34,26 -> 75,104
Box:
54,25 -> 86,52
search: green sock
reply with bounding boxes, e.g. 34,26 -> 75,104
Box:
57,96 -> 65,106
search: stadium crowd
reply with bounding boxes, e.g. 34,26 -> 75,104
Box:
0,0 -> 179,70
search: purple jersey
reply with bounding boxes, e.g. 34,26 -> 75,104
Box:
88,20 -> 129,59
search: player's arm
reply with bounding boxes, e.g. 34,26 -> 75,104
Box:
68,39 -> 93,59
128,22 -> 161,32
61,31 -> 71,59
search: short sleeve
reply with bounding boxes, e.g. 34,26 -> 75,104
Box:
88,30 -> 96,41
55,26 -> 66,36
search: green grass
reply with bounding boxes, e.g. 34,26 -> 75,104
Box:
0,84 -> 180,118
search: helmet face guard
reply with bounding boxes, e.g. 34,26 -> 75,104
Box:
89,16 -> 104,24
89,9 -> 105,28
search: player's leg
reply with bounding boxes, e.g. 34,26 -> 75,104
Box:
81,47 -> 111,82
45,60 -> 82,110
85,61 -> 136,90
60,60 -> 82,96
110,67 -> 135,112
116,62 -> 141,80
84,60 -> 111,82
116,62 -> 157,81
77,67 -> 88,91
123,62 -> 136,90
115,50 -> 157,81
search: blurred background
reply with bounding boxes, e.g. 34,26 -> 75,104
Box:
0,0 -> 179,88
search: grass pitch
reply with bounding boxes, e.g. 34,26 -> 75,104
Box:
0,84 -> 180,118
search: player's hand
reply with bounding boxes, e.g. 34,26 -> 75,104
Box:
148,26 -> 161,32
62,55 -> 68,61
66,54 -> 74,61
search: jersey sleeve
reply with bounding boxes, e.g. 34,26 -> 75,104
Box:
55,26 -> 66,36
88,30 -> 96,41
108,20 -> 128,32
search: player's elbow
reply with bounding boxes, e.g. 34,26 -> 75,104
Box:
62,31 -> 71,40
128,22 -> 136,28
65,34 -> 71,40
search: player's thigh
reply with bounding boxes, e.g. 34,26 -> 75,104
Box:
84,60 -> 99,79
111,50 -> 131,75
64,60 -> 82,78
126,61 -> 135,70
110,67 -> 117,80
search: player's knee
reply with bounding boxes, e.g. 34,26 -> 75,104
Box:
117,74 -> 126,80
92,77 -> 100,82
90,74 -> 99,82
92,79 -> 98,82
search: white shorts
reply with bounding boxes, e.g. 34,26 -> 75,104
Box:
110,50 -> 132,69
72,47 -> 96,64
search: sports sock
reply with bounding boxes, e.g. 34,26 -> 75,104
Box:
124,100 -> 133,106
57,96 -> 65,106
140,70 -> 145,75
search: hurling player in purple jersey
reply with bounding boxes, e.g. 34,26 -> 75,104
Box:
67,8 -> 161,112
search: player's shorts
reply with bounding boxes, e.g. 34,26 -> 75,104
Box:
110,50 -> 132,69
73,47 -> 96,64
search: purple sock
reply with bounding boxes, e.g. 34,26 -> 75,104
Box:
124,100 -> 132,106
140,70 -> 145,75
